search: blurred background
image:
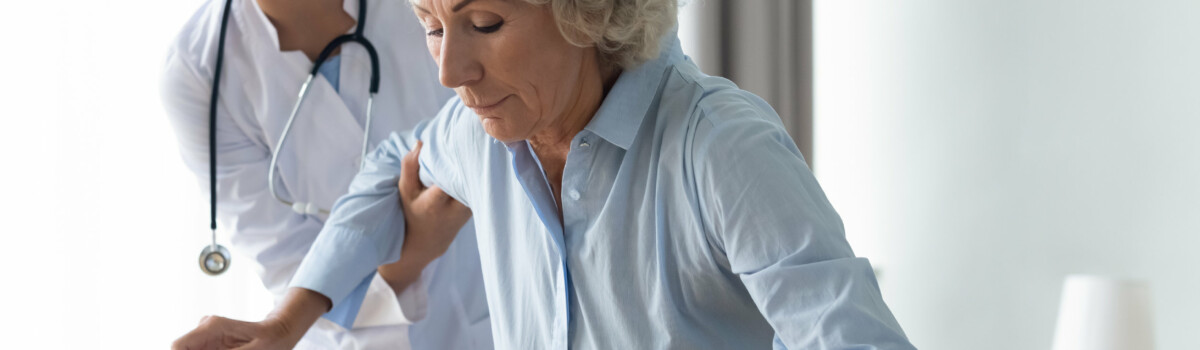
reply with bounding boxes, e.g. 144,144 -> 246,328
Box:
0,0 -> 1196,348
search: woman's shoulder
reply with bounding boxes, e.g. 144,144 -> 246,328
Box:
658,60 -> 802,171
665,61 -> 782,131
658,61 -> 789,148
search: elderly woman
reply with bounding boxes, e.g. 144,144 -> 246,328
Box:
174,0 -> 915,348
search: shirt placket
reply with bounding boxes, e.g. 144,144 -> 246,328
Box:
561,133 -> 595,234
507,141 -> 572,349
558,132 -> 599,348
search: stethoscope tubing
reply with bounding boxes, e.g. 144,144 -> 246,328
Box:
203,0 -> 378,274
208,0 -> 235,251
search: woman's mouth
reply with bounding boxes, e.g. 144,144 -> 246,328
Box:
469,95 -> 510,117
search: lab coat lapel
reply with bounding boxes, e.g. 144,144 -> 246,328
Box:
338,44 -> 369,129
266,52 -> 365,214
336,0 -> 380,139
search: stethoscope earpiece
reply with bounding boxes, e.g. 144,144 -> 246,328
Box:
199,243 -> 232,276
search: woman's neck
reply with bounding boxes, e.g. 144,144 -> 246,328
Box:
527,54 -> 620,216
528,60 -> 620,154
258,0 -> 355,61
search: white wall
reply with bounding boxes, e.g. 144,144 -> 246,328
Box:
814,1 -> 1200,349
0,1 -> 273,348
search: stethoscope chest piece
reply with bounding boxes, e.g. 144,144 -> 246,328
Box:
199,244 -> 232,276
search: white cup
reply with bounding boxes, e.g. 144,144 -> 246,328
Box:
1051,275 -> 1154,350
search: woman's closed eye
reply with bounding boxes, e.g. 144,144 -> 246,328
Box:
473,20 -> 504,34
425,21 -> 501,37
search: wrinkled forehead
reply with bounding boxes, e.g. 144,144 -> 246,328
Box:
408,0 -> 509,11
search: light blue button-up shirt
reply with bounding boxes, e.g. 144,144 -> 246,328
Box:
291,34 -> 914,349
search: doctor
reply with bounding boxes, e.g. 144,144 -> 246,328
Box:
160,0 -> 491,349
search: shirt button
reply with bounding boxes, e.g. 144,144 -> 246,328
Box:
578,141 -> 590,148
568,190 -> 581,200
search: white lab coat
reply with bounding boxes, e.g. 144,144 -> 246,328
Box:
159,0 -> 490,349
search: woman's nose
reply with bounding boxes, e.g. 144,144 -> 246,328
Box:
438,32 -> 483,88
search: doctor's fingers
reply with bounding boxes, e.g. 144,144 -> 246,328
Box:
230,337 -> 290,350
399,140 -> 426,203
173,316 -> 255,350
420,185 -> 471,217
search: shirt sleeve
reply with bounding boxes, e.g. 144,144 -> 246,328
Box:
288,99 -> 469,328
160,46 -> 437,329
691,92 -> 915,349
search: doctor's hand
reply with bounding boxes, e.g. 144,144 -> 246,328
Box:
172,288 -> 329,350
378,141 -> 472,292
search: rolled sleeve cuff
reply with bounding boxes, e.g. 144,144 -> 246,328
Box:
289,226 -> 387,329
323,274 -> 372,329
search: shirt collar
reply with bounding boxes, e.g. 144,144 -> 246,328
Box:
584,31 -> 684,150
343,0 -> 360,23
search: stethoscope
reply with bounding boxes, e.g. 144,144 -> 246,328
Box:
200,0 -> 381,275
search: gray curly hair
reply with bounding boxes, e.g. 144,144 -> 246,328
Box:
523,0 -> 678,69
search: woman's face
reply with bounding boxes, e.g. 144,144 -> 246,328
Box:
412,0 -> 596,143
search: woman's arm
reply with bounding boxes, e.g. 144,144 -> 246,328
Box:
286,99 -> 472,325
691,94 -> 915,349
378,141 -> 473,297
